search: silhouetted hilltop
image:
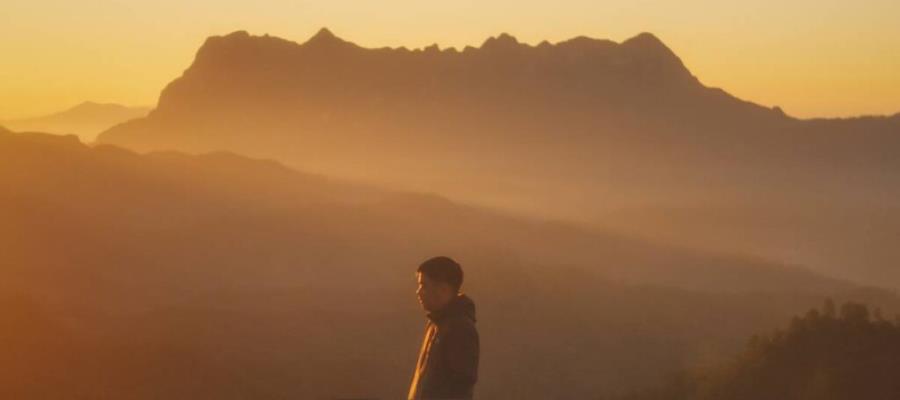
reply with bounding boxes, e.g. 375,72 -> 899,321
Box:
96,28 -> 898,206
4,101 -> 149,141
146,28 -> 706,116
94,29 -> 791,204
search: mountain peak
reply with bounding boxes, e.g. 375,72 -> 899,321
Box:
222,30 -> 251,40
617,32 -> 696,84
627,32 -> 664,43
304,27 -> 351,49
621,32 -> 672,54
480,32 -> 522,51
312,27 -> 337,41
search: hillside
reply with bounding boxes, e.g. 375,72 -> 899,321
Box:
4,128 -> 898,398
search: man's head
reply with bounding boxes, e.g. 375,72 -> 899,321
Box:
416,256 -> 463,312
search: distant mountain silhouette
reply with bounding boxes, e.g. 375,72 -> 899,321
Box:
94,29 -> 900,288
93,29 -> 900,206
4,101 -> 149,141
4,128 -> 898,399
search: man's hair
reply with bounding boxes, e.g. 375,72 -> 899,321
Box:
417,256 -> 464,292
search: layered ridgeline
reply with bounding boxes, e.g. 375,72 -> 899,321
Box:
3,127 -> 898,399
4,101 -> 149,141
96,29 -> 900,287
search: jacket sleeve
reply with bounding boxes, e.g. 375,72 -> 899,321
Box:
442,319 -> 479,393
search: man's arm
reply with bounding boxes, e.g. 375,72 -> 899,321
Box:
442,319 -> 479,395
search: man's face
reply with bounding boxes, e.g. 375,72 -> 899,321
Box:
417,272 -> 452,312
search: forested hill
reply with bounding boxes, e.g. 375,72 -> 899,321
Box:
627,300 -> 900,400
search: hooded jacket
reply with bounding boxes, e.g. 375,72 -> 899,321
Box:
408,293 -> 479,400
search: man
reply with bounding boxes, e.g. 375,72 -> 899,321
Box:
408,256 -> 480,400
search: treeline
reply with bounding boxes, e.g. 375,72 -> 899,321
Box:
623,300 -> 900,400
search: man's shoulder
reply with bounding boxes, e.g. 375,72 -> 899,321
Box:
438,314 -> 478,337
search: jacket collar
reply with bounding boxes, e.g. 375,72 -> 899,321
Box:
427,293 -> 476,323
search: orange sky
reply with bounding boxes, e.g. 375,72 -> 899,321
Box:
2,0 -> 898,120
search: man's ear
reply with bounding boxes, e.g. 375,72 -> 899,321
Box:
443,283 -> 458,297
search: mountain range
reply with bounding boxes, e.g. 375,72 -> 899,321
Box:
95,28 -> 900,288
5,26 -> 899,398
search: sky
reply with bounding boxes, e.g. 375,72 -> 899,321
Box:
1,0 -> 898,120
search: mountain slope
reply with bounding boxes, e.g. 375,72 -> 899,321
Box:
4,128 -> 898,398
2,128 -> 852,296
94,29 -> 900,288
95,29 -> 791,204
95,29 -> 899,209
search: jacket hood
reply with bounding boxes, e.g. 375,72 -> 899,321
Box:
428,293 -> 476,323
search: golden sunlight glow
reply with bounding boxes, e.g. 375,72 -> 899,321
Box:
1,0 -> 898,119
